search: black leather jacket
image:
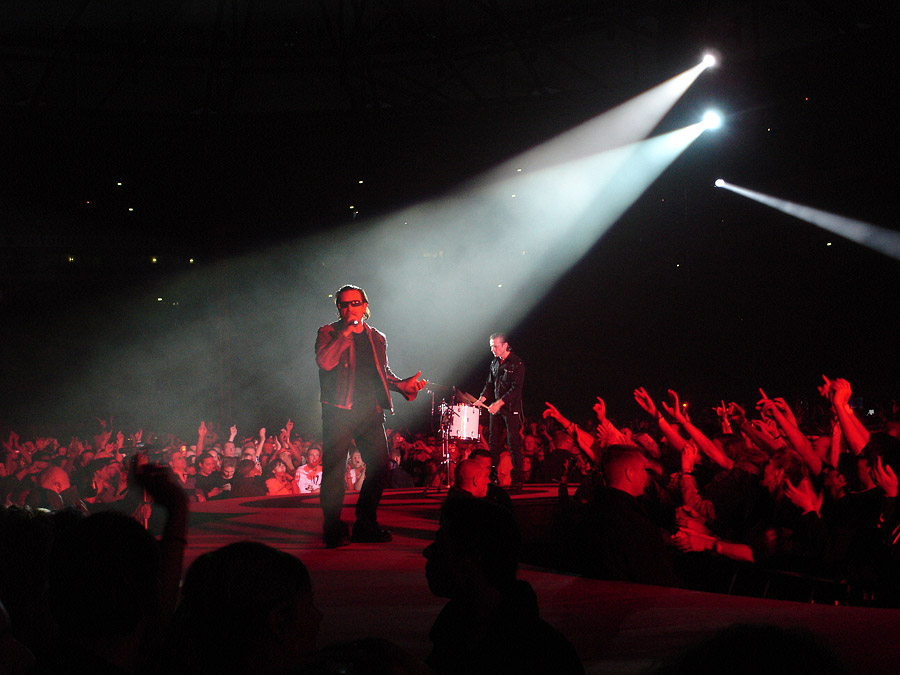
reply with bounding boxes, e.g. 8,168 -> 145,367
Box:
315,321 -> 412,412
479,352 -> 525,414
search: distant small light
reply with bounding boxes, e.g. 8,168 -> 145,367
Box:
511,194 -> 516,198
682,402 -> 688,408
804,97 -> 809,101
522,251 -> 526,255
661,198 -> 665,202
151,257 -> 158,264
349,205 -> 355,210
157,297 -> 163,302
68,256 -> 76,262
516,168 -> 523,172
826,242 -> 832,246
189,258 -> 195,263
128,207 -> 134,212
676,264 -> 680,268
767,128 -> 771,132
117,182 -> 123,186
85,201 -> 90,205
701,54 -> 717,68
358,180 -> 364,184
714,179 -> 725,187
497,284 -> 503,288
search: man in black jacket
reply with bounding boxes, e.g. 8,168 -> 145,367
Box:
315,284 -> 426,548
477,333 -> 526,489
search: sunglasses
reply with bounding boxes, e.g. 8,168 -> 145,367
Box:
337,300 -> 365,309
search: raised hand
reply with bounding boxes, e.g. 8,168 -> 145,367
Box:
712,400 -> 727,419
198,421 -> 208,437
542,402 -> 563,422
783,477 -> 823,516
661,389 -> 686,424
818,375 -> 834,401
756,395 -> 777,420
592,397 -> 607,423
772,397 -> 800,428
681,440 -> 700,474
831,378 -> 852,407
870,456 -> 899,498
633,387 -> 658,417
713,400 -> 732,434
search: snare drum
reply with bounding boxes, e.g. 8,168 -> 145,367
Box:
448,404 -> 480,440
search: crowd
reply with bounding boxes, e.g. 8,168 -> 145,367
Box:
538,376 -> 900,606
0,412 -> 542,517
1,372 -> 897,672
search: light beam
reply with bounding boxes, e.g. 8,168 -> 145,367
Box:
715,180 -> 900,261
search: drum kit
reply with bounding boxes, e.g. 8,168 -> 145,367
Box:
423,384 -> 487,491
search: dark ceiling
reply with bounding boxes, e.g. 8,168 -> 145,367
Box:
2,1 -> 898,431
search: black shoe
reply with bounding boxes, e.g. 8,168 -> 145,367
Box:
324,522 -> 351,549
351,526 -> 393,543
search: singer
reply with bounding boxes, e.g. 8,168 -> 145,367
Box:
315,284 -> 427,548
476,333 -> 526,491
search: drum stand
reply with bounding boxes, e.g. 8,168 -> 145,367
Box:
423,396 -> 456,495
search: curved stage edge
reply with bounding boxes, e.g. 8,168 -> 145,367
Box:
185,486 -> 900,674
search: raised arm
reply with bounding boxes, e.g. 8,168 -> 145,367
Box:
196,420 -> 207,456
820,376 -> 870,455
592,397 -> 629,447
224,424 -> 238,456
758,393 -> 822,476
729,402 -> 782,456
315,323 -> 352,370
633,387 -> 686,453
663,389 -> 733,471
135,461 -> 188,625
542,402 -> 597,463
676,441 -> 718,524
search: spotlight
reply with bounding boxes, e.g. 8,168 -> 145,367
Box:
714,179 -> 725,187
701,110 -> 723,130
701,54 -> 717,68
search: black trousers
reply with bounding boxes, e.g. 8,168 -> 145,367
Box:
320,404 -> 390,537
488,409 -> 524,479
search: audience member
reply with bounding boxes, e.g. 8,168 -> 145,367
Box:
424,497 -> 584,675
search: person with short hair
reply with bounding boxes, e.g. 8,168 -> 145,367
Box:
296,445 -> 323,494
424,498 -> 584,675
194,452 -> 228,501
315,284 -> 426,547
579,446 -> 682,586
476,333 -> 526,490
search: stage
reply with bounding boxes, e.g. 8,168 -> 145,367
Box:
185,486 -> 900,674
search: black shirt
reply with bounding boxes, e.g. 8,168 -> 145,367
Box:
352,330 -> 381,410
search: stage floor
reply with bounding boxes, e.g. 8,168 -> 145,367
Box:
185,485 -> 900,674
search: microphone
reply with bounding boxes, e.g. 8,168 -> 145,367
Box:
351,320 -> 360,326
